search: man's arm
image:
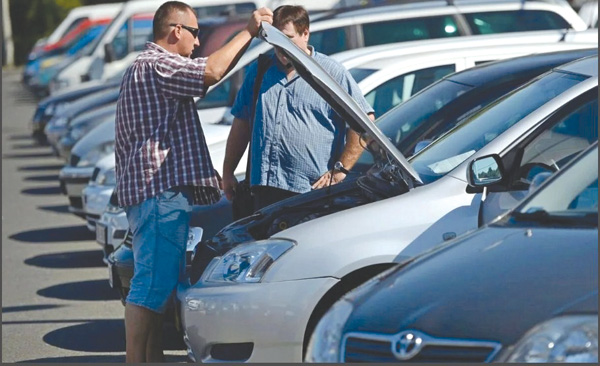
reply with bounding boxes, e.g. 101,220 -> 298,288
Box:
312,112 -> 375,189
204,8 -> 272,87
222,117 -> 251,200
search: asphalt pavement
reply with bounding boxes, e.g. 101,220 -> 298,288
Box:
1,69 -> 186,363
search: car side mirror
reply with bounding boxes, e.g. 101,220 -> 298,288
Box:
468,154 -> 504,187
104,43 -> 115,63
413,140 -> 432,155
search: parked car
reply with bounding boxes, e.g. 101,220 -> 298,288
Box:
82,153 -> 116,232
190,46 -> 599,280
44,87 -> 120,154
31,75 -> 122,144
24,18 -> 112,89
59,120 -> 116,218
96,191 -> 129,262
306,141 -> 598,363
56,104 -> 117,159
177,24 -> 598,362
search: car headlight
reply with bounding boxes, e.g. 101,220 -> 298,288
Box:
305,299 -> 353,363
204,239 -> 295,283
96,167 -> 116,186
52,116 -> 69,127
306,265 -> 402,362
503,315 -> 598,363
78,141 -> 115,167
69,122 -> 93,141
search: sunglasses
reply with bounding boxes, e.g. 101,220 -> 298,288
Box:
169,23 -> 199,39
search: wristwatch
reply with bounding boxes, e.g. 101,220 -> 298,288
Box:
334,161 -> 350,175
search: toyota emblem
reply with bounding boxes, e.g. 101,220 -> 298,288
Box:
392,331 -> 424,360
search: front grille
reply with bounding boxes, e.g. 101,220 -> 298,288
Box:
68,196 -> 83,209
91,167 -> 100,182
69,153 -> 80,167
113,230 -> 126,240
343,332 -> 500,363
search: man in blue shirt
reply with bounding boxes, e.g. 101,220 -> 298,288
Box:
223,5 -> 375,211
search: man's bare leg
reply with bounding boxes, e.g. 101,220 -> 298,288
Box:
146,311 -> 165,362
125,303 -> 163,362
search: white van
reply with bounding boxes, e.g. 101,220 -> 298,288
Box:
48,0 -> 344,94
49,0 -> 273,93
44,3 -> 123,46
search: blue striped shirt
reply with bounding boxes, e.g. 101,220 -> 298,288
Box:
231,48 -> 373,193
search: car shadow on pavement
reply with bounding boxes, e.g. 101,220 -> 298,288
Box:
2,152 -> 55,159
11,142 -> 48,149
18,164 -> 64,171
20,186 -> 62,195
40,319 -> 186,353
8,134 -> 34,141
17,355 -> 126,363
37,204 -> 71,214
25,250 -> 105,269
2,304 -> 65,313
37,279 -> 120,301
24,174 -> 60,182
10,225 -> 94,243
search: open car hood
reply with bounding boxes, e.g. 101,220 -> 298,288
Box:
258,22 -> 422,186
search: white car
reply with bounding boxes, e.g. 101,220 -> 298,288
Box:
82,153 -> 116,232
178,24 -> 598,362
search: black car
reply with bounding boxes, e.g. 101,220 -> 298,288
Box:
306,142 -> 598,363
188,48 -> 598,283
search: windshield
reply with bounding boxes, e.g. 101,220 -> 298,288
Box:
511,145 -> 598,227
354,79 -> 473,169
409,71 -> 588,184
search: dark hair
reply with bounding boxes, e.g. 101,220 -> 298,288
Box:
273,5 -> 310,35
153,1 -> 196,40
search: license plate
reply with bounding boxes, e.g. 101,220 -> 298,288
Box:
96,223 -> 107,245
108,262 -> 114,288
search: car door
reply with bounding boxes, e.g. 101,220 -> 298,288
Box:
479,88 -> 599,224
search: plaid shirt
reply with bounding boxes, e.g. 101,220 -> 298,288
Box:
115,42 -> 221,207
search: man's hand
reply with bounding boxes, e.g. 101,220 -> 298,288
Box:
223,173 -> 238,201
246,7 -> 273,37
312,170 -> 346,190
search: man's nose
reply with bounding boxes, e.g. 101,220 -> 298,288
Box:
194,37 -> 200,47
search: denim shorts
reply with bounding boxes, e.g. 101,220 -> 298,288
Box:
125,186 -> 193,313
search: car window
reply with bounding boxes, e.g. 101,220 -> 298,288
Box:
132,18 -> 153,53
111,16 -> 153,60
362,15 -> 459,47
198,77 -> 233,109
517,97 -> 598,185
310,27 -> 349,55
349,68 -> 377,83
515,145 -> 598,226
61,17 -> 88,38
364,64 -> 456,117
409,71 -> 588,184
465,10 -> 570,34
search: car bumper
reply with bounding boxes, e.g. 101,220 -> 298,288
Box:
59,166 -> 95,217
97,209 -> 128,251
82,184 -> 114,231
178,277 -> 338,362
45,124 -> 68,150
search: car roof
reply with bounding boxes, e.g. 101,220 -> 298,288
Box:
449,48 -> 598,86
555,54 -> 599,76
331,29 -> 598,70
357,43 -> 596,78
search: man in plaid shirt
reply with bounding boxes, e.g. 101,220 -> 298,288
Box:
115,1 -> 272,362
